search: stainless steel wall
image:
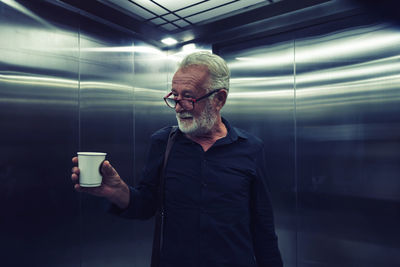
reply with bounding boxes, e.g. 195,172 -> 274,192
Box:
2,1 -> 400,266
0,1 -> 80,266
218,15 -> 400,267
295,20 -> 400,267
0,1 -> 172,266
78,16 -> 137,267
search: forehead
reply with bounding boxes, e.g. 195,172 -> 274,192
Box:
172,65 -> 209,93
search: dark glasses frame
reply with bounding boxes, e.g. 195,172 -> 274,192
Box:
163,88 -> 222,110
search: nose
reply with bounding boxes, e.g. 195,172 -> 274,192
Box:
175,101 -> 184,113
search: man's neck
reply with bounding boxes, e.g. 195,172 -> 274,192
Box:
185,117 -> 227,151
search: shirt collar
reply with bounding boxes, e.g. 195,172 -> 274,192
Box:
220,117 -> 248,145
175,117 -> 248,145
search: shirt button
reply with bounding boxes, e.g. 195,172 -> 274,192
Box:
202,182 -> 207,187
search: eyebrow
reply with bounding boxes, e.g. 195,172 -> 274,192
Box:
171,89 -> 194,96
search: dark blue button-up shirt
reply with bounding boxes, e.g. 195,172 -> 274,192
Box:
111,118 -> 282,267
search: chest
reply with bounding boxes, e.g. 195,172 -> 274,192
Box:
164,143 -> 256,209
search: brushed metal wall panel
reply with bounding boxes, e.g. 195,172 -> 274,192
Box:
296,21 -> 400,267
77,17 -> 136,267
132,43 -> 176,176
0,1 -> 80,266
218,39 -> 297,267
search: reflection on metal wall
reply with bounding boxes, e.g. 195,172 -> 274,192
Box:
296,22 -> 400,267
0,1 -> 170,266
218,16 -> 400,267
78,17 -> 137,266
0,1 -> 80,266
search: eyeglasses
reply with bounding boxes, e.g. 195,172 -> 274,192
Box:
163,89 -> 222,110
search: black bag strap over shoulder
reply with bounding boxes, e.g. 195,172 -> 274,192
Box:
151,126 -> 178,267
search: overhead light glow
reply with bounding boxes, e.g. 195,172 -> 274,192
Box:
1,0 -> 54,28
182,43 -> 196,51
161,37 -> 178,46
79,46 -> 163,54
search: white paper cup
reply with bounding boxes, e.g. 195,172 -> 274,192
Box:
77,152 -> 107,187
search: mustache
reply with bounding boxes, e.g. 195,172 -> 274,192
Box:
177,112 -> 193,119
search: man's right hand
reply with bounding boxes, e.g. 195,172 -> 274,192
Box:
71,157 -> 130,209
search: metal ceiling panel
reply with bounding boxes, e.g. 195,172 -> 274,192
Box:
103,0 -> 272,31
173,19 -> 191,28
154,0 -> 205,11
186,0 -> 267,24
160,23 -> 178,31
52,0 -> 359,49
149,17 -> 167,25
175,0 -> 236,18
161,13 -> 180,21
129,0 -> 167,15
107,0 -> 155,19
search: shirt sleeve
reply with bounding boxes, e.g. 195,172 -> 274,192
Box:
108,133 -> 167,219
250,145 -> 283,267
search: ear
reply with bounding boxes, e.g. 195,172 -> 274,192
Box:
214,89 -> 227,111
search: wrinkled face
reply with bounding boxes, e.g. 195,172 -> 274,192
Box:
171,65 -> 218,135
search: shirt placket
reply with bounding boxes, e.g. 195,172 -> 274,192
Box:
199,150 -> 209,267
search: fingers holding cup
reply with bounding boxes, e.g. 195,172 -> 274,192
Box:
71,166 -> 80,183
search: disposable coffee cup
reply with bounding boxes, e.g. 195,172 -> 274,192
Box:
77,152 -> 107,187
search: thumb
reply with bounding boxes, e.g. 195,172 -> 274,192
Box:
101,160 -> 118,177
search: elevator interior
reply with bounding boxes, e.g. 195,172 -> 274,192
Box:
1,0 -> 399,266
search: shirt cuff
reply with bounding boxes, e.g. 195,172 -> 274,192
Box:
107,186 -> 135,218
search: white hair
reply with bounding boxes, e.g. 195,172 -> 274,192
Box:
178,51 -> 230,93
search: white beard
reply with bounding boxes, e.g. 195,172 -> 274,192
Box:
176,100 -> 218,135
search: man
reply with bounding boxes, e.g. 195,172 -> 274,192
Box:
71,51 -> 283,267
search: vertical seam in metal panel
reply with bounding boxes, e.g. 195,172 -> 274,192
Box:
132,42 -> 136,187
131,40 -> 136,267
78,14 -> 83,267
77,21 -> 81,152
293,38 -> 298,267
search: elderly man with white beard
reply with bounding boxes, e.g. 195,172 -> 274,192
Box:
71,51 -> 283,267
